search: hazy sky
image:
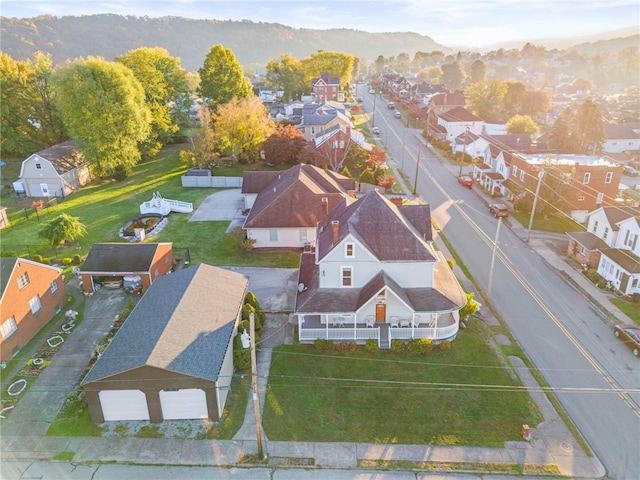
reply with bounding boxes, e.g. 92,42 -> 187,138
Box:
1,0 -> 638,47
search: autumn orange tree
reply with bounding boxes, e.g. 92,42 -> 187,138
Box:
262,125 -> 307,165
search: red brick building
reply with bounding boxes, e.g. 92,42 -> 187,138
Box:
312,73 -> 340,102
0,258 -> 66,362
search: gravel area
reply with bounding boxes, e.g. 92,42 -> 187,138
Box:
101,418 -> 221,439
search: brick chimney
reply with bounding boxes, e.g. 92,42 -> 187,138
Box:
331,220 -> 339,245
530,143 -> 537,153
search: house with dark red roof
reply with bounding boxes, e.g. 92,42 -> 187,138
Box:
294,190 -> 466,349
241,164 -> 356,249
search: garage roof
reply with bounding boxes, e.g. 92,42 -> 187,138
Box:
80,243 -> 171,274
82,263 -> 249,384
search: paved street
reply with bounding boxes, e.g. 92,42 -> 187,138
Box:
360,90 -> 638,480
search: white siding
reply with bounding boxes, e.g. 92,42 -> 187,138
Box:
247,227 -> 316,248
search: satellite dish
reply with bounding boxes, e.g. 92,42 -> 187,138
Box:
297,283 -> 305,292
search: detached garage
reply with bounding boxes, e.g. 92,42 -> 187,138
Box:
82,263 -> 248,423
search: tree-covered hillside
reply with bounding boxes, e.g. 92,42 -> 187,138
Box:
0,14 -> 450,72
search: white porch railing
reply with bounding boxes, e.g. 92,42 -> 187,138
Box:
388,323 -> 458,341
299,327 -> 379,342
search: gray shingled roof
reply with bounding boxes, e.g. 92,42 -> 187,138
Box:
82,264 -> 249,384
80,243 -> 170,274
0,258 -> 18,298
317,190 -> 436,262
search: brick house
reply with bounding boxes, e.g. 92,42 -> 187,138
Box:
312,73 -> 340,103
0,258 -> 66,362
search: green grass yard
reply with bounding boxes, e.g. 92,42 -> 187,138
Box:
0,144 -> 299,268
263,320 -> 542,446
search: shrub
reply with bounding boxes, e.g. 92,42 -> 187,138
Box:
32,254 -> 44,263
407,338 -> 432,354
233,334 -> 251,370
72,254 -> 83,265
437,340 -> 452,351
62,257 -> 73,266
364,338 -> 378,353
231,227 -> 256,251
334,341 -> 356,352
314,339 -> 334,351
42,257 -> 51,265
390,339 -> 405,352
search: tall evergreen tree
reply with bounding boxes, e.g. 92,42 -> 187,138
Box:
574,99 -> 604,154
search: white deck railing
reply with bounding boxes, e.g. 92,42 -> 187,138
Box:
299,327 -> 379,342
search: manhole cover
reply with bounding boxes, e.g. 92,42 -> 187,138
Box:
561,442 -> 574,452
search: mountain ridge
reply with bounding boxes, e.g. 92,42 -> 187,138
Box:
0,14 -> 637,73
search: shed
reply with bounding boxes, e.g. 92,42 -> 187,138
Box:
16,141 -> 92,198
82,263 -> 249,423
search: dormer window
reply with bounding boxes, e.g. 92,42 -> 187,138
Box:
345,243 -> 354,258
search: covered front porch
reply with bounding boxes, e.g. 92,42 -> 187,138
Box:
297,312 -> 459,348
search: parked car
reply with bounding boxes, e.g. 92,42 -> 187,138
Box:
368,88 -> 375,94
457,176 -> 473,187
623,165 -> 639,176
614,324 -> 640,357
356,96 -> 363,102
488,203 -> 509,217
372,127 -> 380,135
394,111 -> 402,119
387,102 -> 395,109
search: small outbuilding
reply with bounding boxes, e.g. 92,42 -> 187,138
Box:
15,141 -> 92,198
82,263 -> 249,423
79,243 -> 173,293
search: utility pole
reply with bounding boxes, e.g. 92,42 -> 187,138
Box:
413,144 -> 421,195
526,169 -> 545,243
401,122 -> 407,170
249,312 -> 265,460
372,91 -> 377,127
487,217 -> 502,300
458,126 -> 469,177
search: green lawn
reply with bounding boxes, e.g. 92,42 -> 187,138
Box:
0,144 -> 298,267
510,210 -> 584,234
263,320 -> 542,446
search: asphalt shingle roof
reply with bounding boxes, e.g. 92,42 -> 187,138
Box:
32,140 -> 86,174
82,264 -> 249,384
80,243 -> 171,274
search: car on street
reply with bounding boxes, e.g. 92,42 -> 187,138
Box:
457,176 -> 473,187
356,96 -> 363,102
369,88 -> 375,94
488,203 -> 509,217
394,111 -> 402,119
623,165 -> 639,176
387,102 -> 395,109
372,126 -> 380,135
614,323 -> 640,356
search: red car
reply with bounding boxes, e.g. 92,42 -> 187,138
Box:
614,324 -> 640,357
457,176 -> 473,187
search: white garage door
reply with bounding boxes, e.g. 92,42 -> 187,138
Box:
99,390 -> 149,421
159,389 -> 208,420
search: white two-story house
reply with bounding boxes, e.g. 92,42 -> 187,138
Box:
294,190 -> 467,348
591,208 -> 640,297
